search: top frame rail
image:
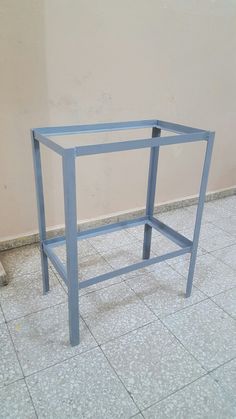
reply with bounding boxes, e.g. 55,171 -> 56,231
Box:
33,119 -> 207,136
32,119 -> 211,156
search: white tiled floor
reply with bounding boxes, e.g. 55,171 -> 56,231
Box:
0,196 -> 235,418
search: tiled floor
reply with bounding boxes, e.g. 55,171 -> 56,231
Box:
0,196 -> 235,418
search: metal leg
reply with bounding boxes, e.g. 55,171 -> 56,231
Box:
186,132 -> 215,297
143,127 -> 161,259
62,149 -> 79,346
31,131 -> 49,294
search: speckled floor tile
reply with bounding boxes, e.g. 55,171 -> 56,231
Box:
212,244 -> 236,271
186,201 -> 233,225
126,225 -> 178,255
167,253 -> 236,297
186,222 -> 236,253
89,229 -> 138,253
53,238 -> 97,263
0,323 -> 23,388
212,287 -> 236,318
163,299 -> 236,371
143,375 -> 236,419
8,303 -> 97,376
131,414 -> 144,419
26,347 -> 138,419
156,207 -> 200,234
0,245 -> 41,278
102,321 -> 204,410
126,262 -> 206,318
54,253 -> 123,296
0,379 -> 36,419
100,242 -> 143,269
0,269 -> 66,321
0,305 -> 4,324
210,358 -> 236,405
81,282 -> 156,344
212,215 -> 236,237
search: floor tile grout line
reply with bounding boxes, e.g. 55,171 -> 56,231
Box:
207,247 -> 236,272
129,280 -> 210,373
140,355 -> 236,416
140,370 -> 210,415
208,296 -> 236,322
5,300 -> 66,324
124,274 -> 210,321
81,316 -> 143,416
122,278 -> 209,375
22,342 -> 99,380
2,310 -> 39,418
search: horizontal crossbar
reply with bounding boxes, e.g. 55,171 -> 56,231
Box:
43,243 -> 67,284
149,216 -> 193,248
33,119 -> 206,137
79,247 -> 191,289
75,132 -> 207,156
45,216 -> 147,248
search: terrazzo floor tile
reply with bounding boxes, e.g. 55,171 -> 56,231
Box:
81,282 -> 156,344
126,262 -> 207,318
142,375 -> 236,419
0,304 -> 4,324
0,245 -> 41,277
88,229 -> 138,253
211,215 -> 236,237
210,358 -> 236,405
26,347 -> 138,419
212,287 -> 236,318
131,414 -> 144,419
8,303 -> 97,376
156,207 -> 199,234
186,201 -> 233,225
163,299 -> 236,371
100,242 -> 143,269
167,253 -> 236,297
53,238 -> 98,262
188,222 -> 236,252
126,225 -> 178,255
102,321 -> 204,410
212,244 -> 236,271
0,323 -> 23,388
0,269 -> 66,321
55,253 -> 123,296
0,379 -> 36,419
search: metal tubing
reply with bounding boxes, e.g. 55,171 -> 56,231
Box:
143,127 -> 161,259
80,247 -> 191,289
34,119 -> 159,136
62,149 -> 79,346
149,216 -> 193,248
31,131 -> 49,294
43,243 -> 67,285
186,132 -> 215,297
45,216 -> 148,248
75,132 -> 207,157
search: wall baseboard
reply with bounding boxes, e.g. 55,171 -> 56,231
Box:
0,186 -> 235,252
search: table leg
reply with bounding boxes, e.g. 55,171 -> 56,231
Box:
186,132 -> 215,297
31,132 -> 49,294
143,127 -> 161,259
63,149 -> 79,346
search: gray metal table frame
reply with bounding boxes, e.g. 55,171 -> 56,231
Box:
31,119 -> 214,346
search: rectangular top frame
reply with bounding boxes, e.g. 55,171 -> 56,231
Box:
32,119 -> 211,157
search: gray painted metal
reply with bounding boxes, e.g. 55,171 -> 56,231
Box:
143,127 -> 161,259
186,132 -> 215,297
31,131 -> 49,294
31,119 -> 214,346
62,149 -> 80,346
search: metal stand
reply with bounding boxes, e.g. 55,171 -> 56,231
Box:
31,119 -> 214,346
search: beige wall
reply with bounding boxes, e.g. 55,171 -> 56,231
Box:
1,0 -> 236,242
